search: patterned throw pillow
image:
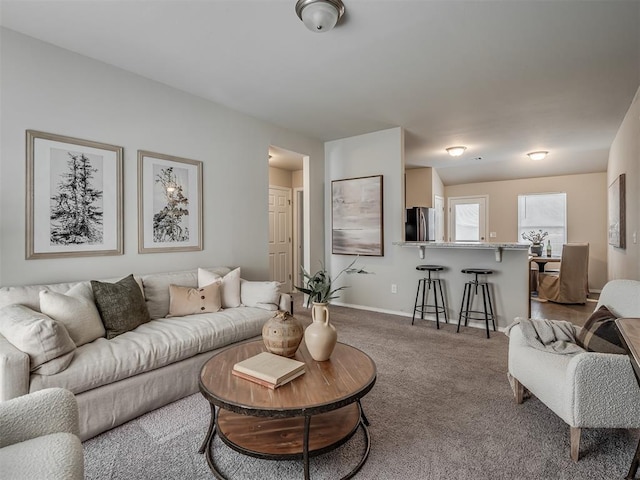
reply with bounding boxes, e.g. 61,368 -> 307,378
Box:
91,274 -> 151,339
168,283 -> 222,317
576,305 -> 625,355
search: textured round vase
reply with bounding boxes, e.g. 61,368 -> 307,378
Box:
262,310 -> 304,357
304,302 -> 337,361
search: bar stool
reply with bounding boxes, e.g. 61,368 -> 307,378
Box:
457,268 -> 496,338
412,265 -> 448,328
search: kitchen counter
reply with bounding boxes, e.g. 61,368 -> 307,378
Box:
394,241 -> 529,261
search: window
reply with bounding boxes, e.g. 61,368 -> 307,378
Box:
518,193 -> 567,255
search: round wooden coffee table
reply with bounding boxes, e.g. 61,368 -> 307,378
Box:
198,340 -> 376,480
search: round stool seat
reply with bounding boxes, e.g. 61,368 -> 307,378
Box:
461,268 -> 493,275
416,265 -> 445,272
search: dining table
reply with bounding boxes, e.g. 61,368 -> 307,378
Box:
529,255 -> 562,273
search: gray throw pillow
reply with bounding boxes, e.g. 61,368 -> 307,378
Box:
91,274 -> 151,339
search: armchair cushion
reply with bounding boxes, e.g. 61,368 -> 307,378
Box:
0,388 -> 83,479
576,305 -> 625,354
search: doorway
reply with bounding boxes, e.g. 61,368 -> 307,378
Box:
268,146 -> 305,293
448,195 -> 488,242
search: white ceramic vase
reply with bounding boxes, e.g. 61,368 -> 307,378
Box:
304,302 -> 337,361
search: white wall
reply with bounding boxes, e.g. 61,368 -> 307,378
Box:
0,28 -> 325,286
608,85 -> 640,280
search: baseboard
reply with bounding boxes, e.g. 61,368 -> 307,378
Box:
330,301 -> 507,333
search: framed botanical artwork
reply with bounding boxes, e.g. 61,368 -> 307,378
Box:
26,130 -> 123,259
608,173 -> 626,249
331,175 -> 384,256
138,150 -> 203,253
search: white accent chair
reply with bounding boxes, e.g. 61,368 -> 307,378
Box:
508,279 -> 640,461
0,388 -> 84,479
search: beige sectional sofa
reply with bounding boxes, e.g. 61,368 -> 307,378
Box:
0,267 -> 291,440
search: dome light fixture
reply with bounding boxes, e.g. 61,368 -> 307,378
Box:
295,0 -> 345,33
446,146 -> 467,157
527,151 -> 548,161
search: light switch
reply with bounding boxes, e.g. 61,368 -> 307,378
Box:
490,232 -> 497,238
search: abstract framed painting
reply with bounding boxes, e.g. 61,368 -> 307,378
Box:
26,130 -> 123,259
331,175 -> 384,256
137,150 -> 203,253
608,173 -> 626,249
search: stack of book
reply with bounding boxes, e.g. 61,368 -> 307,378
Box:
232,351 -> 306,389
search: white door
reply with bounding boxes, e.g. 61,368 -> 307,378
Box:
268,186 -> 292,292
434,195 -> 445,242
449,196 -> 488,242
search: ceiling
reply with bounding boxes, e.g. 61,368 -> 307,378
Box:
1,1 -> 639,185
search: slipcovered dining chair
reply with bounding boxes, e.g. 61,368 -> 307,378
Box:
537,243 -> 589,304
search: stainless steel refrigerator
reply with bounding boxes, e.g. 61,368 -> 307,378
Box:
405,207 -> 436,241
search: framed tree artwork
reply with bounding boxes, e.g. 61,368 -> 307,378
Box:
26,130 -> 123,259
137,150 -> 203,253
608,173 -> 626,249
331,175 -> 384,256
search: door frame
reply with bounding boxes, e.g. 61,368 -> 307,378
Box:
293,187 -> 304,290
268,185 -> 293,292
448,195 -> 489,242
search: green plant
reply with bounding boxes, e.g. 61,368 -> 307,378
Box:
296,258 -> 357,307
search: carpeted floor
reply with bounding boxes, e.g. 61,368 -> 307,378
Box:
84,301 -> 637,479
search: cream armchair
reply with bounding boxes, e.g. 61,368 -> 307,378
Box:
508,279 -> 640,461
0,388 -> 84,479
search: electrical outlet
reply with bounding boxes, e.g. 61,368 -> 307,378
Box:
391,284 -> 397,294
490,232 -> 497,238
634,232 -> 637,244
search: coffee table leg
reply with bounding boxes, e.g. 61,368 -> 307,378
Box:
303,415 -> 311,480
199,403 -> 217,454
357,400 -> 370,426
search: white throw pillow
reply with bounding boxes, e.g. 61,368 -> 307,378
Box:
198,267 -> 241,308
240,280 -> 280,311
39,282 -> 105,346
0,304 -> 75,374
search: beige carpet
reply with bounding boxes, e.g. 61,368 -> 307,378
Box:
84,300 -> 637,479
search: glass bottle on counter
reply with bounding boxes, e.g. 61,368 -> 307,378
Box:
546,240 -> 552,257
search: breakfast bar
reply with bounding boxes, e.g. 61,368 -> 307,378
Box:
392,241 -> 531,331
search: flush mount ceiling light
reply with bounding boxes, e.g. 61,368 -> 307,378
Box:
527,151 -> 548,161
295,0 -> 345,33
446,146 -> 467,157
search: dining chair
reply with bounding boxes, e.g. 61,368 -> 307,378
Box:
537,243 -> 589,304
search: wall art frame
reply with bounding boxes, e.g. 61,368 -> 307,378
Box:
608,173 -> 626,249
26,130 -> 123,259
331,174 -> 384,256
138,150 -> 203,253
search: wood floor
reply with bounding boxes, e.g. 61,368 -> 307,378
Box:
530,295 -> 599,327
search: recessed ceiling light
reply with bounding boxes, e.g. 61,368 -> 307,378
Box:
446,146 -> 466,157
527,151 -> 548,161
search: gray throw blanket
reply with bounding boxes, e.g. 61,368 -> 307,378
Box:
505,317 -> 585,354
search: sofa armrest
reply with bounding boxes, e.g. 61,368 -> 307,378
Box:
0,388 -> 79,448
279,293 -> 293,314
0,334 -> 30,401
568,352 -> 640,428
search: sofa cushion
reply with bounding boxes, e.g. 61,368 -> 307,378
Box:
39,282 -> 105,346
91,275 -> 151,339
0,305 -> 75,375
198,267 -> 241,308
29,306 -> 271,395
576,305 -> 625,355
168,283 -> 221,317
240,279 -> 280,311
142,267 -> 231,319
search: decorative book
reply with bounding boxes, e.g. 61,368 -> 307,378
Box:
232,368 -> 306,389
233,351 -> 305,387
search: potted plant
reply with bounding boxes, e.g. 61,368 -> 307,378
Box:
295,258 -> 357,308
295,258 -> 357,361
521,229 -> 548,256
